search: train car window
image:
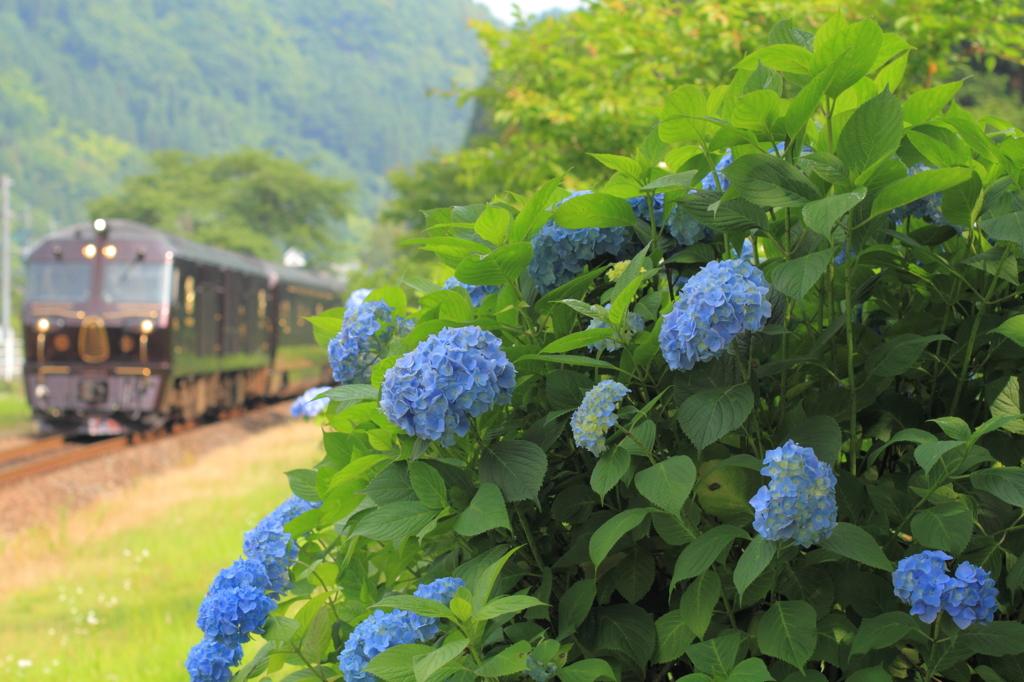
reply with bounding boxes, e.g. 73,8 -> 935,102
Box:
27,263 -> 93,302
171,267 -> 181,304
101,262 -> 172,304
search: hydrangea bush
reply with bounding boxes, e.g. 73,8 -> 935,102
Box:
189,17 -> 1024,682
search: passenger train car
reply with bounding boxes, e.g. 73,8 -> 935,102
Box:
23,219 -> 341,435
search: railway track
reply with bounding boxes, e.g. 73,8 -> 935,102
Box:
0,435 -> 131,486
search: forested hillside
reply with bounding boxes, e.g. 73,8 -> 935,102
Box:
0,0 -> 490,236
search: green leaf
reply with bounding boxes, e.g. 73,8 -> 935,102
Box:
590,153 -> 644,180
365,644 -> 435,682
725,659 -> 774,682
594,603 -> 656,667
819,522 -> 893,570
453,483 -> 511,536
471,547 -> 519,613
366,287 -> 408,316
930,416 -> 972,442
641,170 -> 699,191
865,334 -> 949,377
735,44 -> 812,73
672,525 -> 748,586
802,188 -> 866,236
634,456 -> 697,513
687,633 -> 741,678
835,88 -> 902,178
474,595 -> 545,621
263,616 -> 301,643
454,242 -> 534,286
959,621 -> 1024,655
758,600 -> 817,668
992,316 -> 1024,348
556,659 -> 617,682
511,175 -> 565,243
654,610 -> 696,663
733,536 -> 776,600
987,376 -> 1024,434
374,596 -> 455,620
419,290 -> 474,323
981,211 -> 1024,249
540,328 -> 616,354
479,440 -> 548,503
784,58 -> 841,138
846,667 -> 893,682
474,641 -> 531,677
413,639 -> 468,682
553,193 -> 636,229
911,502 -> 973,554
352,502 -> 435,541
871,168 -> 973,218
769,248 -> 838,300
408,461 -> 447,510
816,18 -> 883,97
517,354 -> 619,371
724,153 -> 821,208
914,441 -> 964,475
785,416 -> 842,465
558,579 -> 596,639
660,85 -> 708,143
678,571 -> 721,639
589,508 -> 652,568
286,469 -> 320,502
850,612 -> 917,654
590,444 -> 631,499
473,205 -> 511,245
904,80 -> 963,125
678,384 -> 755,450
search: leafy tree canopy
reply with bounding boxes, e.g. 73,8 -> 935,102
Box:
88,149 -> 353,266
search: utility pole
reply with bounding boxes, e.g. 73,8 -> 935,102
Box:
1,175 -> 13,383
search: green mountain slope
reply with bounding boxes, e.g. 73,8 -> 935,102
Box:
0,0 -> 490,231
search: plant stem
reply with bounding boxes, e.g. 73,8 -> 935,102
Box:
844,243 -> 859,475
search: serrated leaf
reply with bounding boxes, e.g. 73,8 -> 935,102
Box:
871,168 -> 973,218
558,579 -> 596,639
725,658 -> 774,682
540,328 -> 616,354
479,440 -> 548,503
850,612 -> 917,654
474,595 -> 545,621
904,80 -> 963,125
453,483 -> 511,536
634,456 -> 697,513
408,461 -> 447,510
724,153 -> 821,208
365,644 -> 435,682
352,502 -> 434,541
678,571 -> 721,639
687,632 -> 741,678
785,416 -> 842,465
836,88 -> 902,178
733,536 -> 776,600
758,600 -> 817,668
972,467 -> 1024,507
373,596 -> 455,620
654,610 -> 696,663
959,621 -> 1024,655
992,316 -> 1024,348
980,211 -> 1024,248
589,508 -> 652,568
802,188 -> 865,236
591,445 -> 631,499
474,640 -> 531,677
454,242 -> 533,286
660,85 -> 708,144
819,522 -> 892,570
930,416 -> 971,442
672,525 -> 748,586
865,334 -> 949,377
413,639 -> 468,682
556,659 -> 617,682
473,205 -> 511,246
770,248 -> 837,300
914,441 -> 964,475
553,193 -> 636,229
594,603 -> 656,667
911,502 -> 973,554
678,384 -> 755,450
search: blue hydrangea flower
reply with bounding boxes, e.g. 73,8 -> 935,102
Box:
243,495 -> 319,594
892,550 -> 955,624
701,150 -> 734,191
627,194 -> 711,248
658,259 -> 771,371
380,326 -> 516,445
527,191 -> 637,294
731,238 -> 756,264
526,656 -> 559,682
942,562 -> 999,629
185,638 -> 243,682
442,277 -> 498,307
338,577 -> 466,682
570,380 -> 630,456
890,164 -> 950,227
833,243 -> 856,267
290,386 -> 331,418
196,558 -> 276,645
749,440 -> 837,547
329,300 -> 408,384
346,288 -> 372,309
585,304 -> 644,352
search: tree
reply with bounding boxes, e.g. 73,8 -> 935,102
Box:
88,149 -> 353,266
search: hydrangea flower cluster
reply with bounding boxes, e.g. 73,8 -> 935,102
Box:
658,259 -> 771,371
338,577 -> 466,682
243,495 -> 318,593
184,638 -> 243,682
626,194 -> 711,248
526,656 -> 559,682
345,288 -> 372,309
892,551 -> 999,628
380,325 -> 516,445
749,440 -> 837,547
571,380 -> 630,456
442,277 -> 498,306
585,304 -> 644,352
195,558 -> 277,646
329,300 -> 409,384
890,164 -> 949,227
290,385 -> 331,418
187,496 -> 319,681
527,191 -> 636,294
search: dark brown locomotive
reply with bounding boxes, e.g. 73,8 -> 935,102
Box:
23,219 -> 340,435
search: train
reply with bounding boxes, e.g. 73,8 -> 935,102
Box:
22,218 -> 342,436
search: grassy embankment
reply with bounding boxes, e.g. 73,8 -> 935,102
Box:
0,419 -> 322,681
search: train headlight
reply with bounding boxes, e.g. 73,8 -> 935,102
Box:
101,245 -> 117,258
94,219 -> 107,232
36,318 -> 50,332
140,319 -> 154,334
82,244 -> 97,258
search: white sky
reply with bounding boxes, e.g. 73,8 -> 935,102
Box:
476,0 -> 585,24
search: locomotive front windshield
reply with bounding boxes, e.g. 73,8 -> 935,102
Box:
26,263 -> 93,302
101,262 -> 172,304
